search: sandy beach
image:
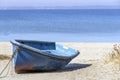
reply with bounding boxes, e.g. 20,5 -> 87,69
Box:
0,42 -> 120,80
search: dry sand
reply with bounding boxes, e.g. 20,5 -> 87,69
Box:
0,42 -> 120,80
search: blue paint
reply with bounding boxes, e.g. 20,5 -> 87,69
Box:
11,40 -> 79,73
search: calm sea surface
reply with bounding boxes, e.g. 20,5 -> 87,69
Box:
0,9 -> 120,42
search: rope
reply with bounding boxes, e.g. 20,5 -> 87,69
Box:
0,49 -> 17,78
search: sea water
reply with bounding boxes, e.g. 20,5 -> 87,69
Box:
0,9 -> 120,42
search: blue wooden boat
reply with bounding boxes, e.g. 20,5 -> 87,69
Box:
10,40 -> 79,73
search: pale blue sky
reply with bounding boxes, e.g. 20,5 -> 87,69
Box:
0,0 -> 120,8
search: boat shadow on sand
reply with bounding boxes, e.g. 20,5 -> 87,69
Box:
21,63 -> 92,74
58,63 -> 92,72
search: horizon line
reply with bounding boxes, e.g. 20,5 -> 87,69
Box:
0,6 -> 120,10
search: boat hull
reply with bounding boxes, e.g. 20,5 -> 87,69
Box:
13,45 -> 71,73
11,40 -> 79,73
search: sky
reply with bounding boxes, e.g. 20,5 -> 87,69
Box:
0,0 -> 120,9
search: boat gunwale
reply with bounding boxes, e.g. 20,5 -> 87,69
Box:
10,40 -> 79,61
